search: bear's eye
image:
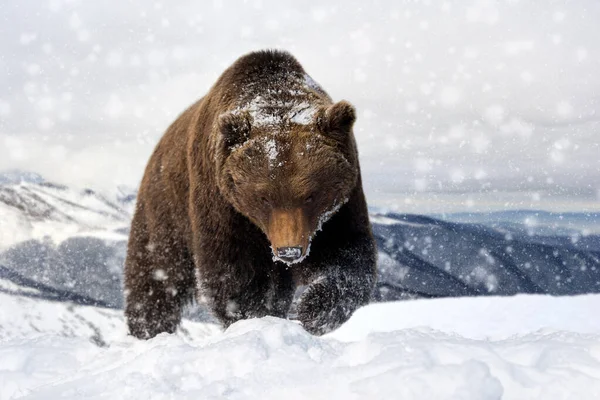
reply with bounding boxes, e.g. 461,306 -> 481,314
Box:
305,194 -> 314,204
261,196 -> 271,206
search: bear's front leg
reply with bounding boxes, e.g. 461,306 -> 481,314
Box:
124,210 -> 196,339
200,264 -> 295,328
296,237 -> 376,335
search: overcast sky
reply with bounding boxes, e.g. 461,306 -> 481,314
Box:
1,0 -> 599,212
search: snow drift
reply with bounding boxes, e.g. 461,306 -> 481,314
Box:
2,291 -> 600,400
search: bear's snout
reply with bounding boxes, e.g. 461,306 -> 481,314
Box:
268,208 -> 310,264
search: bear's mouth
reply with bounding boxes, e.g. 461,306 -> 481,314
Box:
277,246 -> 302,260
271,241 -> 312,266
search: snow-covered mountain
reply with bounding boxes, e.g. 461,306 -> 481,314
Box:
0,175 -> 132,251
0,173 -> 134,309
435,209 -> 600,237
372,212 -> 600,301
1,173 -> 600,313
2,173 -> 600,399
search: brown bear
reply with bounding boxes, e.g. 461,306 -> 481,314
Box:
124,49 -> 377,338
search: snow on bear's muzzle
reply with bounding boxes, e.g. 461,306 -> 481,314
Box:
267,208 -> 311,265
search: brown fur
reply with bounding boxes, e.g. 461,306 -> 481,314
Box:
267,208 -> 310,255
124,50 -> 376,338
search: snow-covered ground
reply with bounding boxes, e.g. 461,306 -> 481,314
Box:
2,292 -> 600,400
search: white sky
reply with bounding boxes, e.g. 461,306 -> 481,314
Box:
1,0 -> 599,212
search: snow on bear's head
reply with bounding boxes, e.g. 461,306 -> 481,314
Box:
217,101 -> 359,265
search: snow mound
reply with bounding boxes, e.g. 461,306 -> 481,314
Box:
334,294 -> 600,341
2,295 -> 600,399
0,290 -> 219,345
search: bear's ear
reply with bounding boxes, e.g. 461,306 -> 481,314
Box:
317,100 -> 356,136
218,111 -> 253,151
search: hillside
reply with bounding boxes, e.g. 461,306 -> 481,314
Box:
1,174 -> 600,312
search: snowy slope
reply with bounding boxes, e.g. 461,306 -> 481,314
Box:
372,213 -> 600,300
0,289 -> 219,345
3,176 -> 600,309
0,180 -> 131,251
2,293 -> 600,400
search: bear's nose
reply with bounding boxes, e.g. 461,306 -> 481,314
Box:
276,246 -> 303,263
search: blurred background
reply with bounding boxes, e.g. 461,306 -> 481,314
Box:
1,0 -> 599,213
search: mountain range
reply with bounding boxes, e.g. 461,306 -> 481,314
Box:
1,170 -> 599,321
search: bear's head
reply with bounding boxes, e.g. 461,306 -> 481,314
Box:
217,101 -> 359,265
